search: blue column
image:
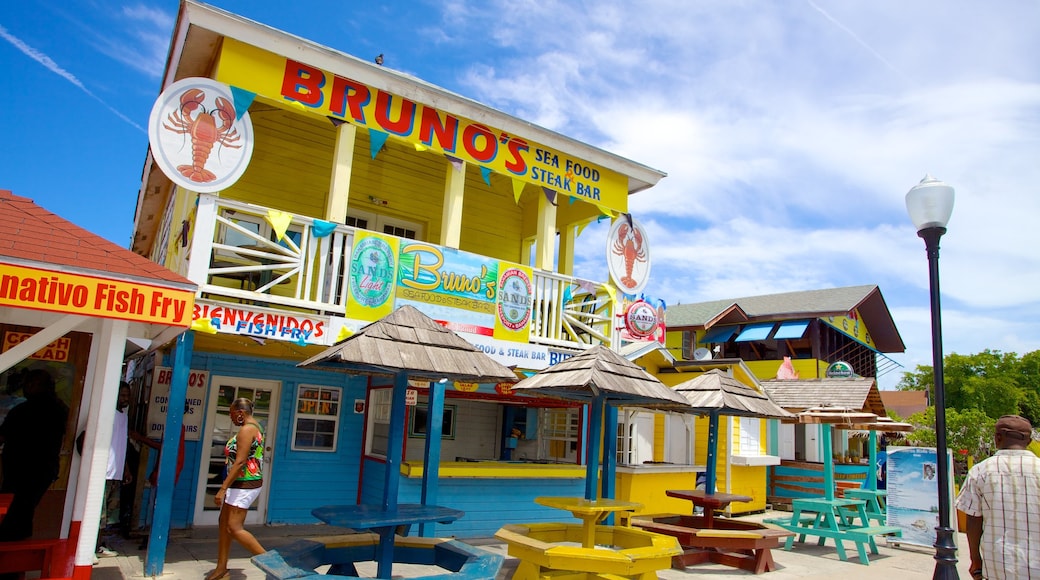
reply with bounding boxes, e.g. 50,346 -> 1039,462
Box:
601,405 -> 617,500
145,331 -> 193,576
419,379 -> 445,536
383,372 -> 409,511
585,396 -> 604,500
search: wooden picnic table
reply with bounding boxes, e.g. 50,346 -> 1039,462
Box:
665,489 -> 752,529
312,503 -> 463,579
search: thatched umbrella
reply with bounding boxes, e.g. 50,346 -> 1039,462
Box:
834,416 -> 914,491
797,406 -> 879,500
510,344 -> 691,500
672,369 -> 794,496
299,305 -> 517,511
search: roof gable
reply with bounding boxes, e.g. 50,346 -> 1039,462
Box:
0,190 -> 194,287
761,377 -> 886,416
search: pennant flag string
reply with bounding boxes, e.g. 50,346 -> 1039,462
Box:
191,317 -> 220,335
444,155 -> 463,172
480,166 -> 493,187
327,116 -> 347,127
542,188 -> 557,206
266,209 -> 293,242
229,86 -> 256,121
311,219 -> 337,238
368,129 -> 390,158
511,178 -> 525,205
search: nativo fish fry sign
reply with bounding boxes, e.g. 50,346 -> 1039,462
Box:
0,264 -> 194,327
214,39 -> 628,214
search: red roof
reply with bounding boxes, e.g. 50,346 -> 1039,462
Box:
0,189 -> 195,287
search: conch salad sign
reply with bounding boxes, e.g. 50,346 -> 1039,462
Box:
345,232 -> 533,342
214,39 -> 628,214
823,309 -> 875,349
0,263 -> 194,327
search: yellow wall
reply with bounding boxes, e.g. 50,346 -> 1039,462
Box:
744,358 -> 821,380
616,469 -> 701,516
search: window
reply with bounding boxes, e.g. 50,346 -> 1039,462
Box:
408,403 -> 456,439
616,411 -> 654,465
292,385 -> 341,452
347,209 -> 424,241
739,417 -> 762,455
540,408 -> 580,462
366,388 -> 392,457
664,414 -> 695,464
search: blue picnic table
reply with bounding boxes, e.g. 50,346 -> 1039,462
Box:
312,503 -> 464,578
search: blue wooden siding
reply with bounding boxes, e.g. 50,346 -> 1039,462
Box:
360,457 -> 585,538
153,352 -> 369,527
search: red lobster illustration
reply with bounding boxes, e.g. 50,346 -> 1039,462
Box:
611,223 -> 646,289
162,89 -> 241,183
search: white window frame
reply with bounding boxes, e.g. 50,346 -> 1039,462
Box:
664,413 -> 695,464
739,416 -> 762,455
539,407 -> 580,462
616,410 -> 654,466
347,209 -> 425,241
365,388 -> 393,458
291,384 -> 342,452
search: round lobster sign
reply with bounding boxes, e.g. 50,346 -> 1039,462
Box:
605,216 -> 651,295
148,77 -> 254,193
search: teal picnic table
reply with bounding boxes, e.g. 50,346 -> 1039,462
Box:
765,497 -> 901,565
843,488 -> 887,523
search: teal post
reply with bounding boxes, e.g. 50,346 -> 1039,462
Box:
383,372 -> 409,511
704,411 -> 720,495
144,331 -> 193,576
865,430 -> 878,491
822,425 -> 835,500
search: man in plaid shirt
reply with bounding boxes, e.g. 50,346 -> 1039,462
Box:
955,415 -> 1040,579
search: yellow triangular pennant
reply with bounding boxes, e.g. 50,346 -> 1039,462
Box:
512,179 -> 525,205
266,210 -> 293,241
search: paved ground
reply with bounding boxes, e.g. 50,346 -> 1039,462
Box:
91,510 -> 975,579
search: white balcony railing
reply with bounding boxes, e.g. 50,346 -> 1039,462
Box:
186,194 -> 618,350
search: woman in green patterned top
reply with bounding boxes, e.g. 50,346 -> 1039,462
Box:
206,398 -> 266,580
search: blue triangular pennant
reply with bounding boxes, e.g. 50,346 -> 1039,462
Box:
480,166 -> 493,186
311,219 -> 337,238
369,130 -> 390,158
229,86 -> 256,121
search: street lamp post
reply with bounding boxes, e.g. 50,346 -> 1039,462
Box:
905,174 -> 958,579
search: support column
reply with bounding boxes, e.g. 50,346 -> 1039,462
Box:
326,123 -> 357,223
145,331 -> 194,575
558,223 -> 576,276
440,159 -> 466,248
535,192 -> 557,271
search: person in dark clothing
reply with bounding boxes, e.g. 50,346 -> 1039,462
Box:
0,369 -> 69,541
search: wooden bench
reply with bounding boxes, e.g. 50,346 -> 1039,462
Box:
632,517 -> 793,574
0,537 -> 75,577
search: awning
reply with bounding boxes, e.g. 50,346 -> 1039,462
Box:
773,320 -> 810,340
700,326 -> 738,344
734,322 -> 774,342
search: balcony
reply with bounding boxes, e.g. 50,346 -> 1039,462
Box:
184,195 -> 618,351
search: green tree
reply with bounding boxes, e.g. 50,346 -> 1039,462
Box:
897,349 -> 1040,423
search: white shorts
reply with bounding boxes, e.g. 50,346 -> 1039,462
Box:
225,487 -> 261,509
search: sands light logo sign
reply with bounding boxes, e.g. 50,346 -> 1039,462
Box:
497,268 -> 532,331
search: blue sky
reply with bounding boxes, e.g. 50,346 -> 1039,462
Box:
3,0 -> 1039,389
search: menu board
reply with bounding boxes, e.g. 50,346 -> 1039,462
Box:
885,446 -> 957,548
